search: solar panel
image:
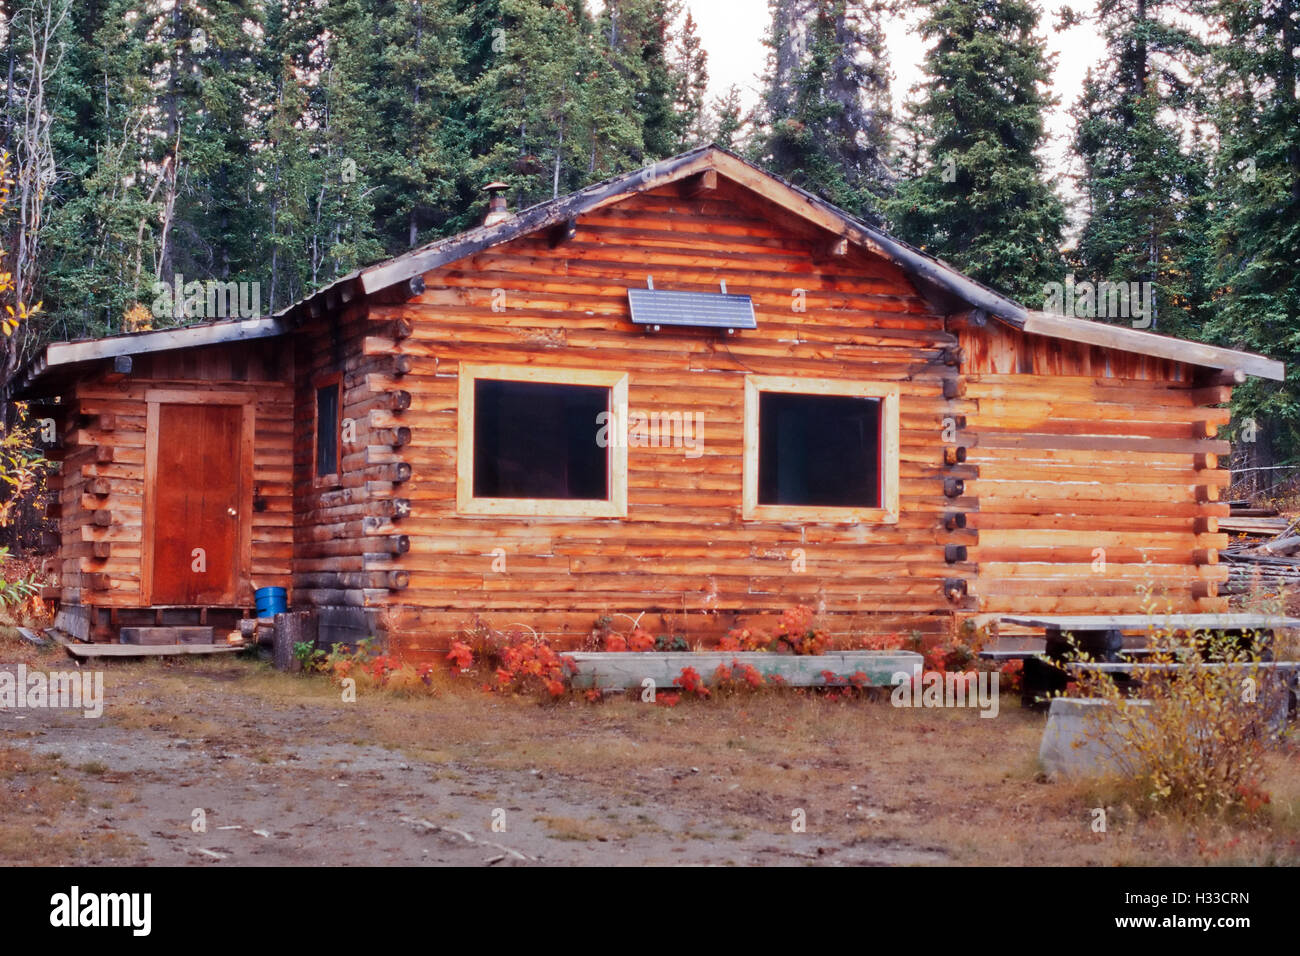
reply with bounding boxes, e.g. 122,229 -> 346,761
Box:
627,288 -> 757,331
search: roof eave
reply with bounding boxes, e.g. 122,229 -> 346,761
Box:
7,316 -> 287,400
1021,311 -> 1285,381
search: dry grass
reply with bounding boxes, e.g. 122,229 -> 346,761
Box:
226,669 -> 1300,864
3,625 -> 1299,865
0,744 -> 137,864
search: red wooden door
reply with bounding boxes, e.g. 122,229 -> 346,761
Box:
150,403 -> 243,604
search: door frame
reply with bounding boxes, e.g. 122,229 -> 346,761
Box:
141,388 -> 256,606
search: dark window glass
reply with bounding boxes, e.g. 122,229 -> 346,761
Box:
473,379 -> 609,500
316,382 -> 340,477
758,391 -> 881,508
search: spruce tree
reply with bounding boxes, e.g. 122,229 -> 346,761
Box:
1201,0 -> 1300,461
40,0 -> 164,338
755,0 -> 895,226
711,84 -> 749,152
1070,0 -> 1212,336
464,0 -> 642,211
600,0 -> 681,159
888,0 -> 1065,301
671,8 -> 710,149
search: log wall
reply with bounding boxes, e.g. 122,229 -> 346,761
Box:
36,178 -> 1239,649
54,342 -> 293,635
959,320 -> 1232,617
295,180 -> 977,657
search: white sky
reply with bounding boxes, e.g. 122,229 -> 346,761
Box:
683,0 -> 1108,203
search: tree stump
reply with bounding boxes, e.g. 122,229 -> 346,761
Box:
272,610 -> 318,672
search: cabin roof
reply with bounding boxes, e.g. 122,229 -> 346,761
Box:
6,145 -> 1285,399
6,317 -> 284,399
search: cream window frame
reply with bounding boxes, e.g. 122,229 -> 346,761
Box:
742,374 -> 900,524
456,363 -> 629,518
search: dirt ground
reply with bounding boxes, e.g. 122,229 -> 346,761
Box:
2,628 -> 1299,867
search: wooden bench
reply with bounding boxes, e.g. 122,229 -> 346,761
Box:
994,614 -> 1300,709
1067,661 -> 1300,675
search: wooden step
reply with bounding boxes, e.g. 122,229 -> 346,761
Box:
119,626 -> 215,646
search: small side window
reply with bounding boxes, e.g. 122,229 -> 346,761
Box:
315,378 -> 341,480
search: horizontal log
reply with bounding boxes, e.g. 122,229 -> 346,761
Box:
376,426 -> 412,447
1188,385 -> 1232,406
375,535 -> 410,555
371,498 -> 411,519
1205,369 -> 1246,387
373,461 -> 412,483
296,570 -> 410,590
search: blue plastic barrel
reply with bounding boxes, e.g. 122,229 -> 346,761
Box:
255,586 -> 287,618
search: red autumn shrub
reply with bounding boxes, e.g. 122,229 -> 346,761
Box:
447,617 -> 569,700
774,605 -> 833,655
446,641 -> 474,673
861,632 -> 904,651
628,627 -> 657,652
673,666 -> 710,698
999,659 -> 1023,694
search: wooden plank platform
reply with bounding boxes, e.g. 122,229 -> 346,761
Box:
120,626 -> 215,646
47,629 -> 248,659
15,627 -> 52,648
999,613 -> 1300,632
1068,661 -> 1300,673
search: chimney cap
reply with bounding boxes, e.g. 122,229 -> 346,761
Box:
483,182 -> 511,227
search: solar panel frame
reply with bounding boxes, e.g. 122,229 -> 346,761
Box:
627,288 -> 758,331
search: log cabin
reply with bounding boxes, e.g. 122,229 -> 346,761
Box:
5,145 -> 1285,658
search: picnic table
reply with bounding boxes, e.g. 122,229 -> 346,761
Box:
983,613 -> 1300,709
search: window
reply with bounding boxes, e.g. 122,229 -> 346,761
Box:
457,364 -> 628,517
743,375 -> 899,523
314,375 -> 341,482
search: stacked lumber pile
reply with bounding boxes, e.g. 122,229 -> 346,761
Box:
1221,502 -> 1300,597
